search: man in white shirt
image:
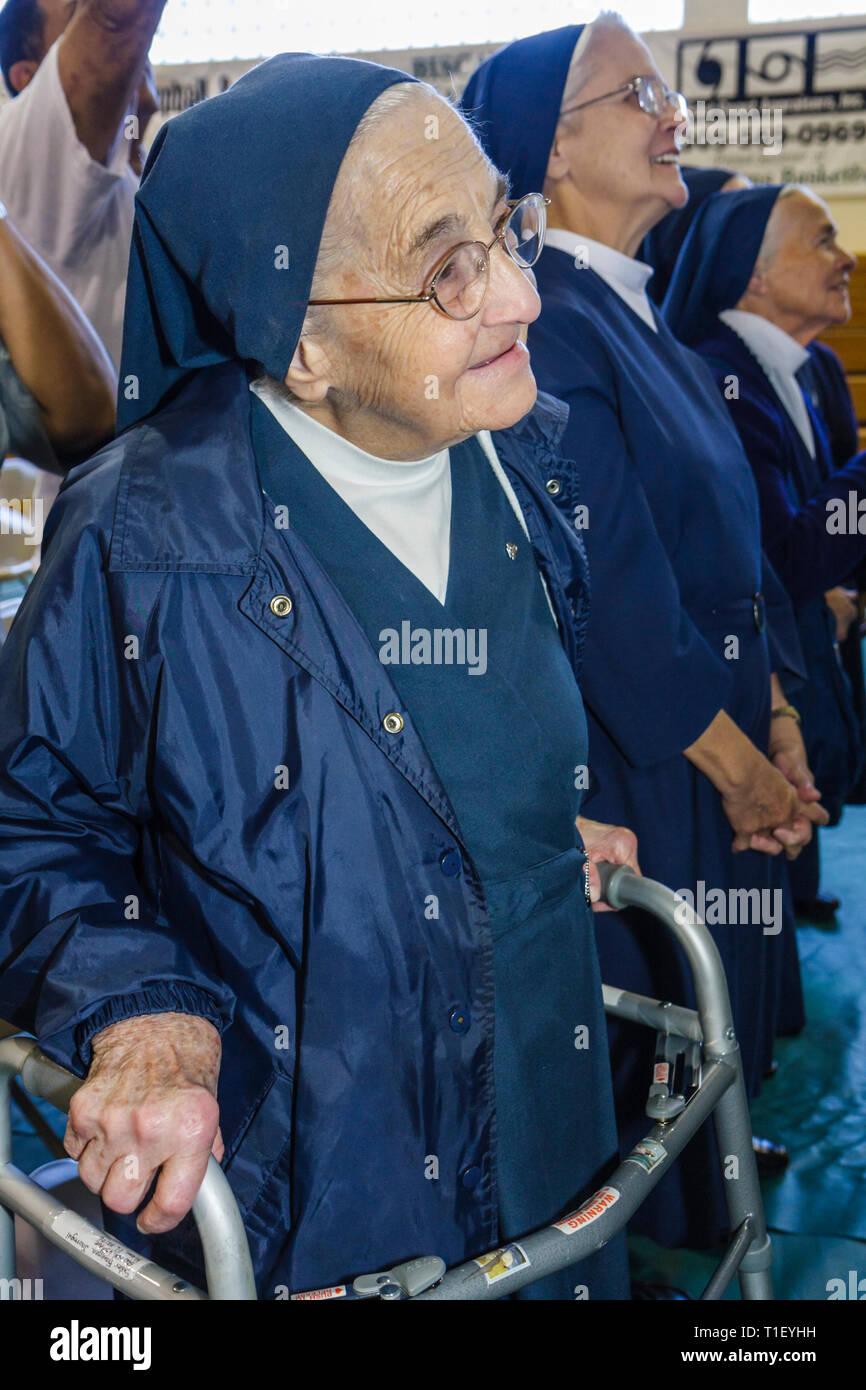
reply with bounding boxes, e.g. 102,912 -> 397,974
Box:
0,0 -> 166,367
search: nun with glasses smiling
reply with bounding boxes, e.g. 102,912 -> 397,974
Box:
463,15 -> 828,1251
0,54 -> 639,1298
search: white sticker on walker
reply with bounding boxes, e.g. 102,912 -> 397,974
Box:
653,1062 -> 670,1084
290,1285 -> 347,1300
625,1139 -> 667,1173
553,1185 -> 620,1234
51,1210 -> 150,1281
473,1242 -> 530,1284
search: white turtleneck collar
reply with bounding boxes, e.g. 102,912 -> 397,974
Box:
250,376 -> 452,602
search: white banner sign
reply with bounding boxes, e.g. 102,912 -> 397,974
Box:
648,24 -> 866,196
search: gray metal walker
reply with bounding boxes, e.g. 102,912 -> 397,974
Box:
0,864 -> 774,1301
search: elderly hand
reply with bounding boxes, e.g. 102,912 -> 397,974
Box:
723,748 -> 827,858
766,713 -> 829,859
576,815 -> 641,912
64,1012 -> 223,1236
685,708 -> 826,857
825,587 -> 859,643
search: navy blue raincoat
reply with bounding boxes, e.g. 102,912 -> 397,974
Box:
0,361 -> 607,1296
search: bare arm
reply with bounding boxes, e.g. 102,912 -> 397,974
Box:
57,0 -> 167,164
0,213 -> 116,459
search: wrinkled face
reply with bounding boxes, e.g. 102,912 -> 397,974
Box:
297,94 -> 541,458
758,191 -> 856,334
556,29 -> 687,222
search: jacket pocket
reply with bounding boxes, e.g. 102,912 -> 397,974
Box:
222,1068 -> 294,1219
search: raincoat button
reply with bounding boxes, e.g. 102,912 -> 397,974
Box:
269,594 -> 293,617
439,849 -> 462,877
460,1165 -> 482,1189
545,477 -> 561,496
449,1007 -> 471,1034
383,712 -> 404,734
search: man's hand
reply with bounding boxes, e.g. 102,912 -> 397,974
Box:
58,1 -> 167,165
576,815 -> 641,912
64,1012 -> 222,1235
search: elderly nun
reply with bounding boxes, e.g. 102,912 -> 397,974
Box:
664,184 -> 866,923
0,54 -> 640,1299
461,16 -> 827,1250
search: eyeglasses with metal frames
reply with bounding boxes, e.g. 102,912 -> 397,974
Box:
560,75 -> 688,125
306,192 -> 550,322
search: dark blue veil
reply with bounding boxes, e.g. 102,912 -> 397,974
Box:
662,184 -> 783,346
642,167 -> 741,305
459,25 -> 585,199
117,54 -> 417,431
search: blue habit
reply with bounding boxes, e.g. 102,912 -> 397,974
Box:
251,394 -> 630,1299
527,249 -> 804,1248
691,321 -> 866,826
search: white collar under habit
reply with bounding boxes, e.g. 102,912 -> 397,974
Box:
719,309 -> 815,458
249,377 -> 533,607
544,228 -> 658,333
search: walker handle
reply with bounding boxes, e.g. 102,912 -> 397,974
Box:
596,863 -> 735,1057
0,1033 -> 257,1300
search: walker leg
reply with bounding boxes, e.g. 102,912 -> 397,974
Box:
710,1056 -> 774,1300
0,1063 -> 17,1282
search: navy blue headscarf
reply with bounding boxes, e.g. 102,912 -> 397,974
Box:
662,184 -> 783,347
642,167 -> 741,306
117,54 -> 417,431
459,25 -> 585,200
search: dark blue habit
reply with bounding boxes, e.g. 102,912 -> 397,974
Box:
462,30 -> 806,1249
250,391 -> 629,1299
641,167 -> 740,306
808,341 -> 866,804
527,253 -> 803,1248
664,188 -> 866,883
51,48 -> 632,1295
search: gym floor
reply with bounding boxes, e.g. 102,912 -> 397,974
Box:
630,803 -> 866,1301
10,807 -> 866,1302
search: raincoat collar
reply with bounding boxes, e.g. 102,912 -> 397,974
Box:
107,360 -> 568,575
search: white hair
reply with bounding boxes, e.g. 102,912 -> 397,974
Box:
561,11 -> 637,112
754,184 -> 812,270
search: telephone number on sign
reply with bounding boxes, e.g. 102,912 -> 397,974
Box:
788,121 -> 866,144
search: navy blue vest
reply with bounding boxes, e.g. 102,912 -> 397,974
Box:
250,394 -> 629,1299
251,395 -> 588,881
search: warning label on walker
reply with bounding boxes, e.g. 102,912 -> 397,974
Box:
290,1285 -> 348,1300
553,1185 -> 620,1234
51,1210 -> 150,1282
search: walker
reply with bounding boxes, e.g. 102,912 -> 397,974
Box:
0,865 -> 774,1301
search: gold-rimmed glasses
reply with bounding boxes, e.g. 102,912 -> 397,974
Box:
306,192 -> 550,322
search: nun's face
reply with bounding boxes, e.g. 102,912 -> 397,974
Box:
752,191 -> 856,341
286,99 -> 541,460
548,29 -> 687,253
